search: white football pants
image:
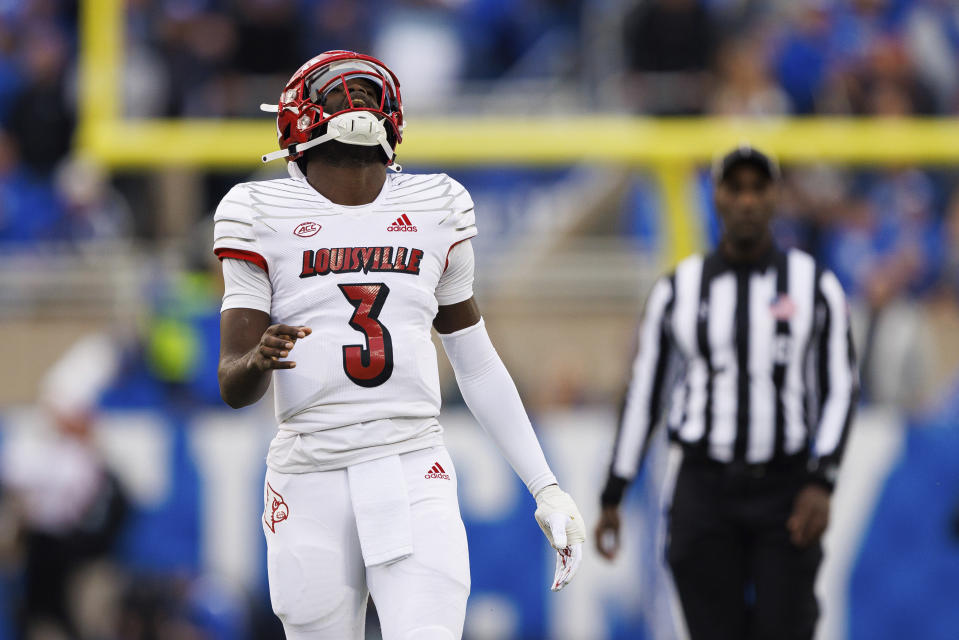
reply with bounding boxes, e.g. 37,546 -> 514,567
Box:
262,445 -> 470,640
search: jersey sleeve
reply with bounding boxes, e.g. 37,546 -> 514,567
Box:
601,273 -> 676,506
212,184 -> 268,273
435,239 -> 475,306
808,268 -> 859,489
221,257 -> 272,314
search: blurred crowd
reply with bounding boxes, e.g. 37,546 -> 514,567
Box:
0,0 -> 132,247
0,0 -> 956,302
1,1 -> 959,639
624,0 -> 959,117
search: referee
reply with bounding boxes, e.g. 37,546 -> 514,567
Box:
595,145 -> 858,640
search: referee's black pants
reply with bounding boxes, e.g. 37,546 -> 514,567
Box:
666,456 -> 823,640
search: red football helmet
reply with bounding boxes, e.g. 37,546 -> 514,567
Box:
260,50 -> 404,166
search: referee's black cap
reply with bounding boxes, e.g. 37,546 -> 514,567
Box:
713,144 -> 780,184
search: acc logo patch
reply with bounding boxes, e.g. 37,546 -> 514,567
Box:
264,482 -> 289,533
294,221 -> 321,237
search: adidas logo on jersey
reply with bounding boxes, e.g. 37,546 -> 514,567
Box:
387,214 -> 417,232
424,462 -> 450,480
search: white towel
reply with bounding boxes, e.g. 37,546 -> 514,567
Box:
347,455 -> 413,567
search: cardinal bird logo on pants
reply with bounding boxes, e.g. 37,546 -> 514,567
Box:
264,483 -> 289,533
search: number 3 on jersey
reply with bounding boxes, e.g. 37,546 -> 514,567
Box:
338,283 -> 393,387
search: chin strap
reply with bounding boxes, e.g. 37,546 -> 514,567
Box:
262,111 -> 398,170
287,160 -> 307,180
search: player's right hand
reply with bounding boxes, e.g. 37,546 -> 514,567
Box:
594,506 -> 621,561
248,324 -> 312,371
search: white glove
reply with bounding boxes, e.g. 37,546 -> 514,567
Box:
534,484 -> 586,591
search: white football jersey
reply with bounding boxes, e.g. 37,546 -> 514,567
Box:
213,171 -> 476,468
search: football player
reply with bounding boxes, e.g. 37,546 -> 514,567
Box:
214,50 -> 585,639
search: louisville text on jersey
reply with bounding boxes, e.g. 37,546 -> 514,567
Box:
299,246 -> 424,278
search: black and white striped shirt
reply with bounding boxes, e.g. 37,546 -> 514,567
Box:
602,247 -> 858,505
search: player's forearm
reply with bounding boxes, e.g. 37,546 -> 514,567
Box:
218,352 -> 272,408
440,319 -> 557,495
460,363 -> 557,495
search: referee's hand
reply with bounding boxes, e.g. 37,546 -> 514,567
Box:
787,485 -> 830,548
594,506 -> 621,560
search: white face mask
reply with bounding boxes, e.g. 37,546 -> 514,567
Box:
263,111 -> 398,170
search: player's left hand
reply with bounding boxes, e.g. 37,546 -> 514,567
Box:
534,485 -> 586,591
787,484 -> 831,548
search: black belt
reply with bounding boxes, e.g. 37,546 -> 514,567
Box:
683,451 -> 808,480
